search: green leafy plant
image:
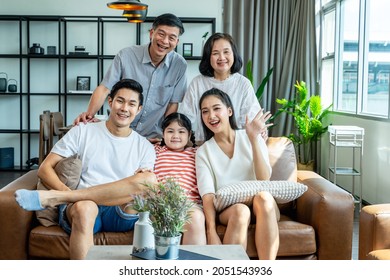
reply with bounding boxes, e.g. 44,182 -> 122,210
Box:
275,80 -> 332,165
132,178 -> 194,237
245,60 -> 274,104
245,61 -> 278,126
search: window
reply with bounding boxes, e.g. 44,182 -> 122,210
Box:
338,0 -> 360,112
320,3 -> 336,109
362,0 -> 390,116
319,0 -> 390,118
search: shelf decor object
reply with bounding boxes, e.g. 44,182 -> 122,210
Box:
0,147 -> 14,169
47,46 -> 56,55
107,0 -> 148,22
7,79 -> 17,93
28,43 -> 44,55
76,76 -> 91,91
0,72 -> 7,92
183,43 -> 193,57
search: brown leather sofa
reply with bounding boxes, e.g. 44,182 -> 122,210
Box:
0,137 -> 355,260
359,204 -> 390,260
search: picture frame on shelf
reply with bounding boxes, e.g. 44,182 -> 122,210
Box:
76,76 -> 91,91
183,43 -> 193,57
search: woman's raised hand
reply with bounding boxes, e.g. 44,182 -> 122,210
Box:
245,109 -> 273,141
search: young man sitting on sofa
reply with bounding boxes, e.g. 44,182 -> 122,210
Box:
15,79 -> 157,259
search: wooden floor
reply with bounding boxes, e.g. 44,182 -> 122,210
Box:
0,170 -> 360,260
0,171 -> 27,188
352,206 -> 359,260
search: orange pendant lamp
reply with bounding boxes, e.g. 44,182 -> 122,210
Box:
107,0 -> 148,22
122,9 -> 148,23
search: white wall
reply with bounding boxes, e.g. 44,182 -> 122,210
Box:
0,0 -> 223,166
319,113 -> 390,205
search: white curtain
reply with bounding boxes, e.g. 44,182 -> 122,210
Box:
223,0 -> 318,137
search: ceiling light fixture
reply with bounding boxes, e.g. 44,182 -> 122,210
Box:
122,9 -> 148,23
107,0 -> 148,11
107,0 -> 148,23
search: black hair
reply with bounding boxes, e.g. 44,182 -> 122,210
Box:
199,88 -> 239,141
160,112 -> 196,147
199,32 -> 243,77
109,79 -> 144,106
152,13 -> 185,35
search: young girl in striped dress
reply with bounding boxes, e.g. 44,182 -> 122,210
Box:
154,112 -> 206,245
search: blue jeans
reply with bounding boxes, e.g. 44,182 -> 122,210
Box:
58,204 -> 138,234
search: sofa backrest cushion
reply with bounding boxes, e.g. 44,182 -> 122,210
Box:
266,137 -> 297,182
36,154 -> 81,227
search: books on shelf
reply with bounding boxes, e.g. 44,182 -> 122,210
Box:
68,90 -> 93,94
68,51 -> 90,55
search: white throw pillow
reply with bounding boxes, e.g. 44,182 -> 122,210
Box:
213,180 -> 308,212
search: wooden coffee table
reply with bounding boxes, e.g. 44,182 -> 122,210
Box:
86,245 -> 249,260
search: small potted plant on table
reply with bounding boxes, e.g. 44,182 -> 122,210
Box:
133,178 -> 193,260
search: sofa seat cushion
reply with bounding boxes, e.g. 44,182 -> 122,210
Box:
29,225 -> 133,259
29,226 -> 70,259
216,214 -> 316,259
277,216 -> 316,257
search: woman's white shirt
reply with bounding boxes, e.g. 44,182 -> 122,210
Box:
196,129 -> 271,197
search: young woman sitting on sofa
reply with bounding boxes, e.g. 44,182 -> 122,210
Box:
195,87 -> 279,260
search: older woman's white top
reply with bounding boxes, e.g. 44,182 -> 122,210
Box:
178,73 -> 260,142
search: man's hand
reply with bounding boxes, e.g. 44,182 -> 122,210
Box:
73,112 -> 99,126
73,85 -> 111,125
148,138 -> 162,144
134,168 -> 154,174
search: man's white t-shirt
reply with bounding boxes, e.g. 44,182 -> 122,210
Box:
51,121 -> 156,189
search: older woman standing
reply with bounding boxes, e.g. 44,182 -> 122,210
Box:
179,33 -> 266,143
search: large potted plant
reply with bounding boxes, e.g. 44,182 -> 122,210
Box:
132,178 -> 193,260
275,80 -> 332,170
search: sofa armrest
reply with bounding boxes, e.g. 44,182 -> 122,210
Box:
0,170 -> 38,259
296,170 -> 354,260
359,204 -> 390,260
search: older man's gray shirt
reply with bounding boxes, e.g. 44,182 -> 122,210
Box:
101,43 -> 187,139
